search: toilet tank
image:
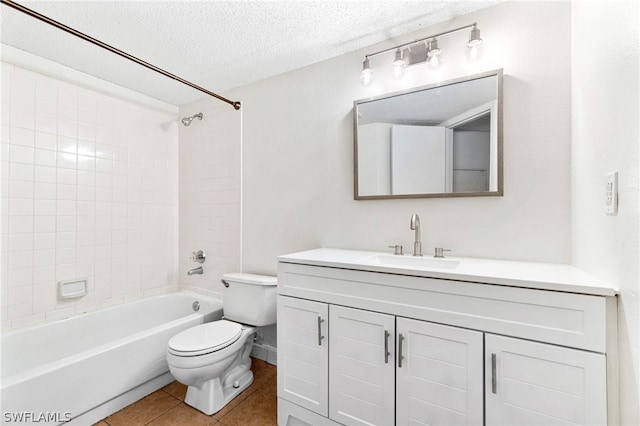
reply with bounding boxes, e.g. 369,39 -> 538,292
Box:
222,273 -> 277,326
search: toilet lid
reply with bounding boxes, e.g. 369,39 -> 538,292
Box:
168,320 -> 243,355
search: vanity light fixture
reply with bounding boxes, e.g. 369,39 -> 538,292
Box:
360,57 -> 373,86
467,24 -> 483,60
359,22 -> 483,85
392,48 -> 407,79
427,38 -> 441,59
467,24 -> 483,48
426,38 -> 441,68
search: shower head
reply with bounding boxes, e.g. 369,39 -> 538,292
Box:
181,112 -> 203,127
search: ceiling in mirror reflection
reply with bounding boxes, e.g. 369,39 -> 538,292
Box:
357,76 -> 497,126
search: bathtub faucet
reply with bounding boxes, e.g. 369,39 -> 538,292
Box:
187,266 -> 203,276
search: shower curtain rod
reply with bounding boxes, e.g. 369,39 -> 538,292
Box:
1,0 -> 241,110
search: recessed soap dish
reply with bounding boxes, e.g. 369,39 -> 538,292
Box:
58,279 -> 88,299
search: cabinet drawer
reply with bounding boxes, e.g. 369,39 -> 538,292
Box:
278,262 -> 608,352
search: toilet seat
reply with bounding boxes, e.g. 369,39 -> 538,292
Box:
168,320 -> 243,357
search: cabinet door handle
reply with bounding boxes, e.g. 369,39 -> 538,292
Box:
317,316 -> 325,346
398,333 -> 405,368
384,330 -> 390,364
491,353 -> 497,394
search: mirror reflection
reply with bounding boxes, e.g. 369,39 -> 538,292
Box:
354,70 -> 503,199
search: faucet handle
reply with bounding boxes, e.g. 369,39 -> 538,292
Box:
388,245 -> 404,255
191,250 -> 206,263
434,247 -> 451,258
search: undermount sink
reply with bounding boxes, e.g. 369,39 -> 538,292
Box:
361,254 -> 461,270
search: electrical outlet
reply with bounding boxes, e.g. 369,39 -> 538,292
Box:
604,172 -> 618,215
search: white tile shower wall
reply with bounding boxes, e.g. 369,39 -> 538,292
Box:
178,103 -> 241,298
0,62 -> 180,329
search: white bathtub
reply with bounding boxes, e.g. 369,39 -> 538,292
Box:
0,292 -> 223,425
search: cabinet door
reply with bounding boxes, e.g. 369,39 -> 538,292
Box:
329,305 -> 395,426
277,296 -> 329,416
396,318 -> 483,426
485,334 -> 607,426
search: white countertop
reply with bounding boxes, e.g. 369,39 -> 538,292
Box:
278,248 -> 618,296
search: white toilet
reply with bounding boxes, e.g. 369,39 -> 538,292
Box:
166,273 -> 277,415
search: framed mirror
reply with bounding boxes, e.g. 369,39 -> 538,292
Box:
354,69 -> 503,200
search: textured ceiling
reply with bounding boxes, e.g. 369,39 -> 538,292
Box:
1,0 -> 499,106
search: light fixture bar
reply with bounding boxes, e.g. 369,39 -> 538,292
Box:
1,0 -> 242,110
363,22 -> 480,60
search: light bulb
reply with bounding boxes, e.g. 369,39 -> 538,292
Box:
392,63 -> 404,79
360,69 -> 372,86
392,48 -> 406,80
426,39 -> 441,69
360,58 -> 373,86
468,45 -> 479,60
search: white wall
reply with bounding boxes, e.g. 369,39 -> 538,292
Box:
0,54 -> 180,329
572,2 -> 640,424
178,100 -> 242,298
230,1 -> 573,275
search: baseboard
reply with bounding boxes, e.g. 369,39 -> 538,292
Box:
66,372 -> 174,425
251,343 -> 277,366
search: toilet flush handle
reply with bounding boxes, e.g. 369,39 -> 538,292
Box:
221,279 -> 230,288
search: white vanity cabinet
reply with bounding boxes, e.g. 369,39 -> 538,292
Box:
277,296 -> 329,416
485,334 -> 607,425
330,306 -> 486,426
279,298 -> 484,426
328,305 -> 395,426
276,249 -> 618,426
396,317 -> 483,426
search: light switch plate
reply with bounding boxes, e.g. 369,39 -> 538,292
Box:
604,172 -> 618,215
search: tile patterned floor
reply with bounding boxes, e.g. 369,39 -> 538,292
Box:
94,358 -> 277,426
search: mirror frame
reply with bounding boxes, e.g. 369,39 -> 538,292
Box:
353,69 -> 503,200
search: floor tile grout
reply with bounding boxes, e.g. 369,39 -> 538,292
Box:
141,393 -> 182,426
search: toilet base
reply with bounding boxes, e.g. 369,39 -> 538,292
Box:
182,335 -> 256,415
184,369 -> 254,415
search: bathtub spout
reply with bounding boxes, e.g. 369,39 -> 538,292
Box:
188,267 -> 203,276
